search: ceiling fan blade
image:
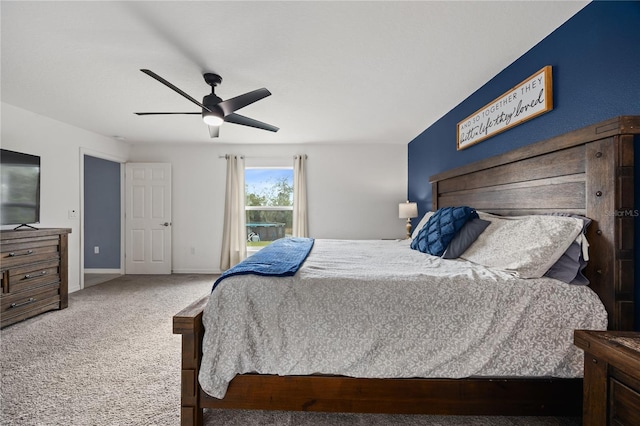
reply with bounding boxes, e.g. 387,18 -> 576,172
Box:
217,88 -> 271,116
208,125 -> 220,138
134,112 -> 200,115
225,113 -> 279,132
140,69 -> 211,112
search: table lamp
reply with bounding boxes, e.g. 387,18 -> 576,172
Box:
399,201 -> 418,239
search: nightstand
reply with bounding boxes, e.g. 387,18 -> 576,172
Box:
574,330 -> 640,426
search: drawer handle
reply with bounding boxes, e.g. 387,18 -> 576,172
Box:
8,250 -> 34,257
10,298 -> 36,309
24,271 -> 47,279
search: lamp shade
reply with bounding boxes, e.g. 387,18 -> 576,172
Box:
399,201 -> 418,219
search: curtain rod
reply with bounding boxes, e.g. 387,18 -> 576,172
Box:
219,154 -> 307,159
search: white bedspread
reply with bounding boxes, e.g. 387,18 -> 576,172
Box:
199,239 -> 607,398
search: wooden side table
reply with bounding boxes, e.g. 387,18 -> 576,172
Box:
574,330 -> 640,425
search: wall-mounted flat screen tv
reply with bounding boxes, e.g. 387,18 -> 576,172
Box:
1,149 -> 41,226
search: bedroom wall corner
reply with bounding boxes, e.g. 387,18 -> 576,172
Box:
0,102 -> 131,293
407,1 -> 640,329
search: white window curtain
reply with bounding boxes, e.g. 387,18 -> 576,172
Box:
292,154 -> 308,237
219,155 -> 246,270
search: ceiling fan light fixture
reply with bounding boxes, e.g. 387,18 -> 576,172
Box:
202,112 -> 224,126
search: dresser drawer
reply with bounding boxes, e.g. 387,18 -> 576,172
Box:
0,296 -> 61,328
1,241 -> 60,269
6,260 -> 60,294
1,281 -> 59,310
1,283 -> 60,327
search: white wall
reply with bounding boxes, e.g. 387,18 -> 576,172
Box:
2,102 -> 408,282
1,103 -> 130,292
128,142 -> 408,274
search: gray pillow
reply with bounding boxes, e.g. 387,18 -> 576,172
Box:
442,218 -> 491,259
462,213 -> 584,278
543,214 -> 591,285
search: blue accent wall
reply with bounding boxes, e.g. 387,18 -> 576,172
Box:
408,1 -> 640,328
84,155 -> 121,269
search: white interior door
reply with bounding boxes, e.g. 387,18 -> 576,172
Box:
125,163 -> 172,274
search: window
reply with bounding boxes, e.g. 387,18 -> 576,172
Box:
245,167 -> 293,254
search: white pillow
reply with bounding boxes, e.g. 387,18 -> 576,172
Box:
460,212 -> 584,278
411,211 -> 434,240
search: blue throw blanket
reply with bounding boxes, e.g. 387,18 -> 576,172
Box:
212,237 -> 315,292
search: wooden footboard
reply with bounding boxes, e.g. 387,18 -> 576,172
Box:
199,374 -> 582,416
173,295 -> 209,426
173,295 -> 583,426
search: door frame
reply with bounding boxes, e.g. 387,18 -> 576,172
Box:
79,148 -> 126,290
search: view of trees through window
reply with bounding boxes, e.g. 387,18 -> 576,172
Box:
245,168 -> 293,251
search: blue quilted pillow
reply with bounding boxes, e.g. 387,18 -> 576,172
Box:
410,206 -> 479,256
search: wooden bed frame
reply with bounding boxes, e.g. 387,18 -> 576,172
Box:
174,116 -> 639,426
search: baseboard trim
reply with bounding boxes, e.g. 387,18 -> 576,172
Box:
171,269 -> 221,275
85,268 -> 123,274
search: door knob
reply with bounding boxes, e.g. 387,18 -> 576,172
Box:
161,222 -> 171,227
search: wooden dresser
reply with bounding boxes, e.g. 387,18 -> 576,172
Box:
574,330 -> 640,426
1,228 -> 71,328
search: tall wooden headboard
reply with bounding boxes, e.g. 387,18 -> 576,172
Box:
430,116 -> 639,331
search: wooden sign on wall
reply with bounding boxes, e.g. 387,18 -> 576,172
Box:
457,66 -> 553,150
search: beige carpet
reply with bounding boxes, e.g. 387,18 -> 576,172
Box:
1,274 -> 580,426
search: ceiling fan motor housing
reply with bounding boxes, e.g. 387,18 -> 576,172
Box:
202,93 -> 224,117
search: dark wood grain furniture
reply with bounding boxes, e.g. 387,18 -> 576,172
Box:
574,330 -> 640,426
174,116 -> 639,426
1,228 -> 71,328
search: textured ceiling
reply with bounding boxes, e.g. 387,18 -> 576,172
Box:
1,1 -> 588,145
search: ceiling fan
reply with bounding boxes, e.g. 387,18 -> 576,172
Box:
135,69 -> 279,138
